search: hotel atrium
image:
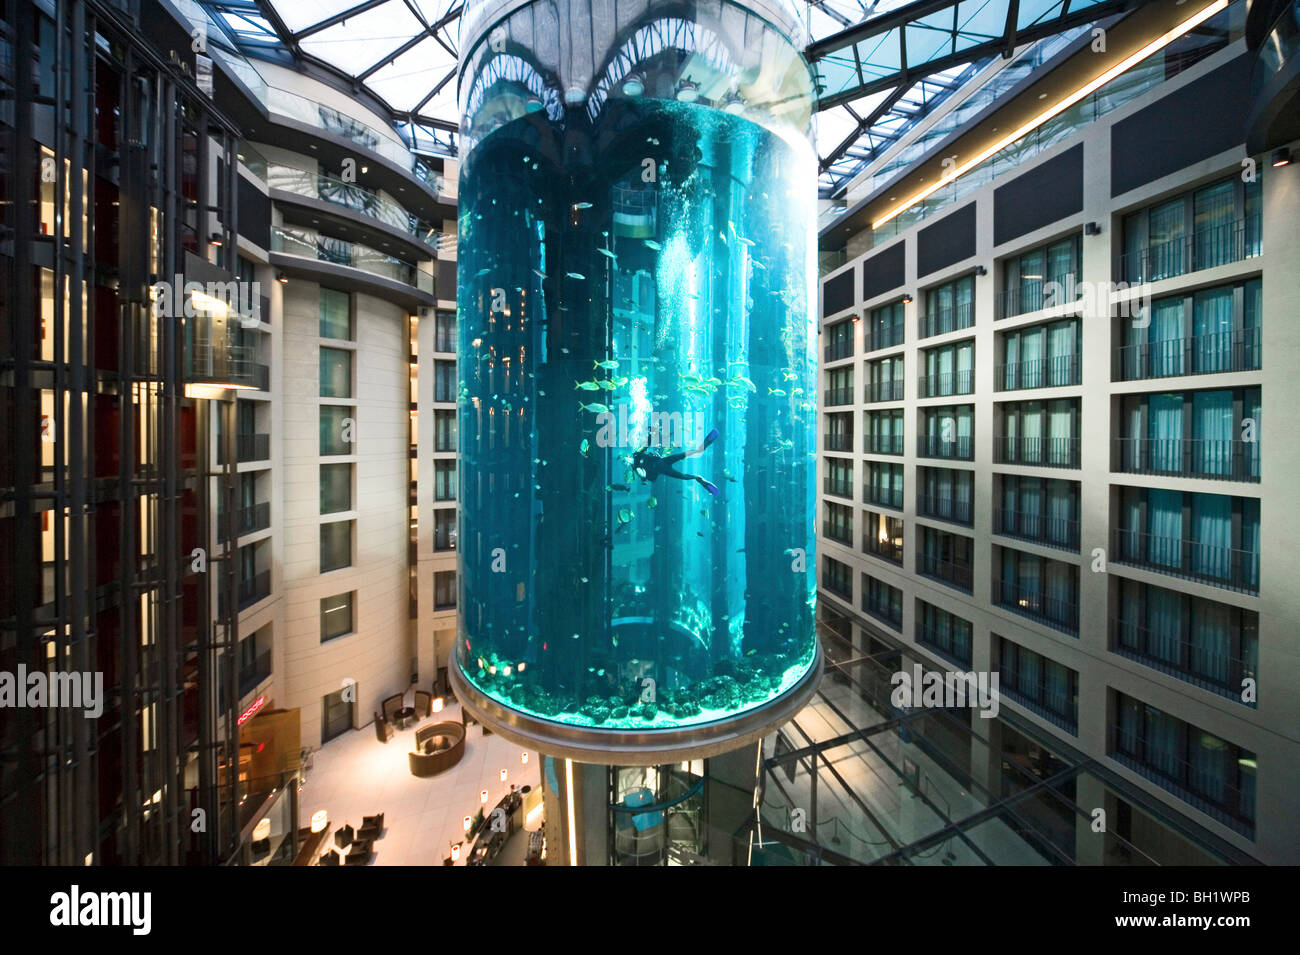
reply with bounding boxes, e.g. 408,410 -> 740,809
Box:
0,0 -> 1296,877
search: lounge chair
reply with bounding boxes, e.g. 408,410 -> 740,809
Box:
334,824 -> 354,849
373,711 -> 393,743
381,693 -> 404,725
414,690 -> 432,717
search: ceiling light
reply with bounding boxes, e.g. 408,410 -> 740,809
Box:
676,78 -> 700,102
872,0 -> 1229,230
1272,147 -> 1291,167
277,271 -> 287,284
622,79 -> 643,97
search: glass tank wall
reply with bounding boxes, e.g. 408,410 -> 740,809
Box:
455,0 -> 818,732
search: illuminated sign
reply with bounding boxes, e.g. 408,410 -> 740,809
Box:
237,695 -> 267,726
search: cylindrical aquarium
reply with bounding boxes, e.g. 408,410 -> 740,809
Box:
453,0 -> 820,754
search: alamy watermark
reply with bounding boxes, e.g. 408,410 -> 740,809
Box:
891,664 -> 1000,719
151,273 -> 262,327
49,885 -> 150,935
0,666 -> 104,718
592,402 -> 709,449
1043,274 -> 1151,323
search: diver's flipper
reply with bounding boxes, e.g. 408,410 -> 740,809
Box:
701,427 -> 720,448
698,477 -> 720,497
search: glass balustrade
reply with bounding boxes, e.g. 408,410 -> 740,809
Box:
271,225 -> 433,294
265,164 -> 441,249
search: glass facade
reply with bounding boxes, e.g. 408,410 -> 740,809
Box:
320,405 -> 354,455
320,463 -> 352,514
320,347 -> 353,398
320,520 -> 353,572
320,287 -> 352,340
321,592 -> 355,643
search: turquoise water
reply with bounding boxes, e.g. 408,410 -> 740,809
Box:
456,98 -> 817,730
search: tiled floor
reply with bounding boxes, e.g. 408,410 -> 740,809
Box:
299,692 -> 541,866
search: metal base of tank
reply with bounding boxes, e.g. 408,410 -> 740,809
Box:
449,645 -> 823,766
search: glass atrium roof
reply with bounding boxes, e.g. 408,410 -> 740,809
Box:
195,0 -> 1120,195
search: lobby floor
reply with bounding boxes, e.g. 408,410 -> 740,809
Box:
300,692 -> 541,865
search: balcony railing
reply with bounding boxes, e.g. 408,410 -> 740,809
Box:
916,434 -> 974,460
866,379 -> 904,403
822,577 -> 853,602
995,354 -> 1081,391
865,324 -> 905,352
238,650 -> 273,698
917,552 -> 973,592
823,521 -> 853,546
267,164 -> 442,251
1120,215 -> 1262,285
217,433 -> 271,464
190,340 -> 255,390
1113,437 -> 1260,482
272,226 -> 434,294
992,507 -> 1079,551
996,277 -> 1082,319
865,484 -> 903,510
824,387 -> 855,407
221,569 -> 273,616
994,579 -> 1079,635
918,369 -> 973,398
915,624 -> 972,668
1114,327 -> 1262,382
824,432 -> 854,453
917,493 -> 973,526
863,531 -> 903,565
1111,528 -> 1259,594
1111,619 -> 1256,704
218,502 -> 272,543
999,684 -> 1077,733
824,339 -> 854,362
866,433 -> 904,455
823,477 -> 854,500
994,436 -> 1080,469
918,302 -> 974,339
1107,748 -> 1254,837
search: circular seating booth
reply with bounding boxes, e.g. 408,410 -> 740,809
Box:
408,722 -> 466,777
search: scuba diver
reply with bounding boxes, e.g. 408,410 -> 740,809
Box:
631,427 -> 720,496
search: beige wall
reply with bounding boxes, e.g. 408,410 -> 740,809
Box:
275,281 -> 412,746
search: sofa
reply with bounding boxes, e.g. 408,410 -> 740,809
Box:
407,721 -> 467,777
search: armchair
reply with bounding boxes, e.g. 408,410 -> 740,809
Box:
373,712 -> 393,743
414,690 -> 432,717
